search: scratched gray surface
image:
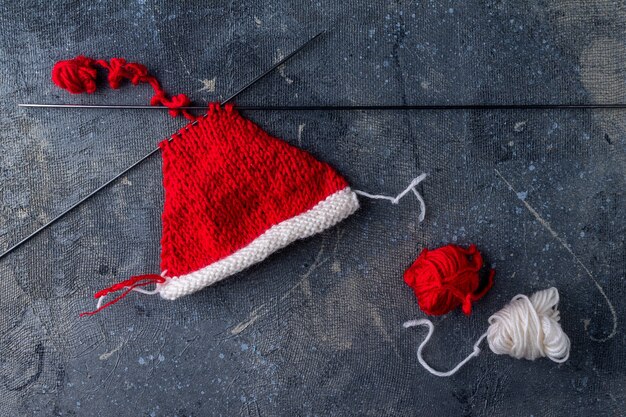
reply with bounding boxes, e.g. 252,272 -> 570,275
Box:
0,1 -> 625,416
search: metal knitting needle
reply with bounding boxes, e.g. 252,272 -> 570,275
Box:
19,103 -> 626,110
0,31 -> 325,261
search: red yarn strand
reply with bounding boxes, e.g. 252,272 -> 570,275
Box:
80,274 -> 165,317
52,56 -> 195,120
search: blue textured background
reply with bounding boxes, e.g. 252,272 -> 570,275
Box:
0,1 -> 624,416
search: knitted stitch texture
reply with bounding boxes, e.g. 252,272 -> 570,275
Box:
53,56 -> 361,311
156,103 -> 359,299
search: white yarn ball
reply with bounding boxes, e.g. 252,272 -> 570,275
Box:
487,287 -> 570,363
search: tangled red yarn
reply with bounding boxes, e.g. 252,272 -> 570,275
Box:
51,56 -> 98,94
404,244 -> 495,316
51,55 -> 195,120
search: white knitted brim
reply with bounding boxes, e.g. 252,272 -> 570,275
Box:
156,187 -> 359,300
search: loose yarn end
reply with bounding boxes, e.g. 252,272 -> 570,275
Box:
355,173 -> 428,222
80,274 -> 165,317
52,56 -> 195,120
404,287 -> 571,377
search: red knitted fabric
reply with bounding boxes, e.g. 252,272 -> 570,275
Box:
54,56 -> 361,315
81,104 -> 358,312
404,244 -> 495,316
159,103 -> 350,277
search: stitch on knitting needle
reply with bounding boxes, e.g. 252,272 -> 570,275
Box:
2,33 -> 326,264
494,168 -> 617,342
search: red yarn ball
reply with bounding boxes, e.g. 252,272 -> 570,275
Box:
404,244 -> 495,316
51,56 -> 98,94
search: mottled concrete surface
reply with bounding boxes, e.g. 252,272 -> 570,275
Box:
0,1 -> 625,416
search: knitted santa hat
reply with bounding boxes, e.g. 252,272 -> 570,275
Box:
156,102 -> 359,300
52,56 -> 360,313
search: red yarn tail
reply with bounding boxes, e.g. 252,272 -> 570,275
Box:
51,56 -> 195,120
80,274 -> 165,317
461,268 -> 495,315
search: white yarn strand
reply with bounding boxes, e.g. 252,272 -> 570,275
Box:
131,287 -> 161,295
94,286 -> 160,310
403,319 -> 488,377
404,288 -> 571,377
95,295 -> 105,310
93,273 -> 166,310
355,173 -> 428,222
